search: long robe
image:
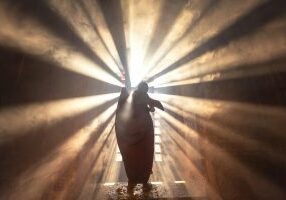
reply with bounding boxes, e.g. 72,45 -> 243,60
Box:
115,89 -> 154,183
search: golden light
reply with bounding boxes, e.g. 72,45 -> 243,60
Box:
149,17 -> 286,88
49,0 -> 123,76
126,0 -> 164,86
0,1 -> 123,87
146,0 -> 261,80
1,0 -> 286,199
1,104 -> 117,200
0,93 -> 119,142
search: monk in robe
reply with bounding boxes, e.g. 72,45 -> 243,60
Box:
115,82 -> 164,192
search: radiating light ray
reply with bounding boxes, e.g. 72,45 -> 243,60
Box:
174,181 -> 186,184
157,109 -> 197,138
157,109 -> 202,160
152,93 -> 286,149
2,104 -> 117,200
203,138 -> 286,199
69,118 -> 116,200
126,0 -> 163,86
142,0 -> 211,79
162,101 -> 286,166
145,0 -> 218,75
157,119 -> 213,199
80,128 -> 119,200
146,0 -> 261,79
149,17 -> 286,87
155,144 -> 161,153
48,0 -> 122,76
90,0 -> 125,73
103,182 -> 115,186
0,93 -> 119,142
80,0 -> 124,73
0,2 -> 123,86
91,130 -> 120,185
149,72 -> 221,88
150,181 -> 163,185
150,93 -> 221,118
155,135 -> 161,143
142,118 -> 187,197
156,110 -> 201,166
151,93 -> 286,141
159,105 -> 286,200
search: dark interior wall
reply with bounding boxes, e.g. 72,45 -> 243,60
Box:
0,0 -> 286,199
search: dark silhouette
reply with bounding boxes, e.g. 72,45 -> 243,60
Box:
115,82 -> 164,193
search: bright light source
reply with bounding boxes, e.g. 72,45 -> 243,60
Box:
155,136 -> 161,143
154,127 -> 161,135
150,181 -> 163,185
103,182 -> 115,186
155,144 -> 161,153
175,181 -> 186,184
115,154 -> 123,162
155,154 -> 162,162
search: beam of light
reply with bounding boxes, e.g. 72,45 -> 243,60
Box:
152,121 -> 175,183
144,0 -> 219,78
126,0 -> 164,87
67,118 -> 116,200
156,109 -> 201,161
48,0 -> 123,76
145,0 -> 261,80
78,125 -> 118,200
0,2 -> 123,86
115,154 -> 123,162
155,135 -> 161,143
154,120 -> 160,127
156,108 -> 199,139
0,93 -> 119,143
153,93 -> 286,198
154,144 -> 161,151
103,182 -> 115,186
202,138 -> 286,199
155,154 -> 162,162
150,93 -> 223,118
161,101 -> 286,166
155,119 -> 218,199
87,128 -> 120,188
158,108 -> 285,200
151,93 -> 286,141
174,181 -> 186,184
87,0 -> 126,73
150,181 -> 163,185
149,16 -> 286,87
1,104 -> 117,200
149,72 -> 221,88
152,93 -> 286,149
141,0 -> 206,80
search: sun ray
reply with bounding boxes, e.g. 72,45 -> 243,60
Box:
0,1 -> 123,86
0,93 -> 119,142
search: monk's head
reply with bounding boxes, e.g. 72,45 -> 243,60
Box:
137,81 -> 148,93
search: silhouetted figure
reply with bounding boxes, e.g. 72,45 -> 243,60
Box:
115,82 -> 164,193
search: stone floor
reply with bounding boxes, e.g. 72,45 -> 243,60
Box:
96,182 -> 208,200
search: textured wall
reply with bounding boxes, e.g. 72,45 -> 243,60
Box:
0,0 -> 286,199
